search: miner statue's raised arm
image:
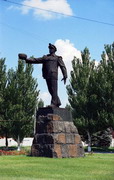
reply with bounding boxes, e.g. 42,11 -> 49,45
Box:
18,43 -> 67,107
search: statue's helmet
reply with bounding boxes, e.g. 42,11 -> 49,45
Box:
48,43 -> 57,52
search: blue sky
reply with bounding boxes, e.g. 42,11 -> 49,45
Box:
0,0 -> 114,107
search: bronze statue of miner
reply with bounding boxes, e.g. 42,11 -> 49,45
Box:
18,43 -> 67,107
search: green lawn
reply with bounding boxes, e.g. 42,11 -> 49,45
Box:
0,153 -> 114,180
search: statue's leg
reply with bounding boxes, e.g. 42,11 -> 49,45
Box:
46,79 -> 61,107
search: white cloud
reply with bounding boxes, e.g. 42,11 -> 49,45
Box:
39,91 -> 50,106
94,60 -> 99,67
20,0 -> 73,19
55,39 -> 82,78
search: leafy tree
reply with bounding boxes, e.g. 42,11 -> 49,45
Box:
0,58 -> 7,119
38,98 -> 44,108
0,58 -> 11,148
96,43 -> 114,130
65,104 -> 72,111
67,48 -> 97,150
92,128 -> 112,148
5,60 -> 39,150
67,43 -> 114,150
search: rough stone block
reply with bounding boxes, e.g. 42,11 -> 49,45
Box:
41,144 -> 53,157
31,145 -> 39,156
70,122 -> 78,133
61,144 -> 69,158
48,114 -> 62,121
31,107 -> 84,158
47,121 -> 54,133
75,134 -> 81,144
55,121 -> 65,133
52,121 -> 59,133
35,121 -> 44,133
57,134 -> 66,144
68,145 -> 77,157
77,144 -> 85,157
64,122 -> 71,133
37,107 -> 72,122
53,144 -> 62,158
34,134 -> 54,144
31,144 -> 54,157
66,134 -> 75,144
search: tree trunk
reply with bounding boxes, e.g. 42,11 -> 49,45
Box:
5,133 -> 8,150
17,135 -> 21,151
87,131 -> 92,152
34,108 -> 37,135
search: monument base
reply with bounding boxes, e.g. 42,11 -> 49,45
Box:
31,107 -> 84,158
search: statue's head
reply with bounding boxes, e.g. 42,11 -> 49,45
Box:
48,43 -> 57,53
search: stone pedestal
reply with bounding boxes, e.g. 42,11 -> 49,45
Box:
31,107 -> 84,158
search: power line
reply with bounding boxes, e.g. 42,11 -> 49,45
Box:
0,117 -> 32,122
2,0 -> 114,27
0,21 -> 49,43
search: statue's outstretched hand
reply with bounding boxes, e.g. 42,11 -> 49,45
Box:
61,77 -> 66,84
18,53 -> 27,60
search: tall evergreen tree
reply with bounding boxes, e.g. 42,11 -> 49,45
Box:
67,48 -> 97,150
0,58 -> 7,119
5,60 -> 39,150
97,43 -> 114,129
38,99 -> 44,108
0,58 -> 10,147
67,43 -> 114,150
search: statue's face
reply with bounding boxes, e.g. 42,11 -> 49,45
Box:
49,48 -> 55,54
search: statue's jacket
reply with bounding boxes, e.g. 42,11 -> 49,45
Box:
26,54 -> 67,80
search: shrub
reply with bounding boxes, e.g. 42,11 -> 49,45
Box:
92,128 -> 112,147
0,149 -> 27,156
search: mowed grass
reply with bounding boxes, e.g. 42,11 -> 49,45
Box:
0,153 -> 114,180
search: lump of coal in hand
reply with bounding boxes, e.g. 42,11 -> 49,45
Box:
18,53 -> 27,60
